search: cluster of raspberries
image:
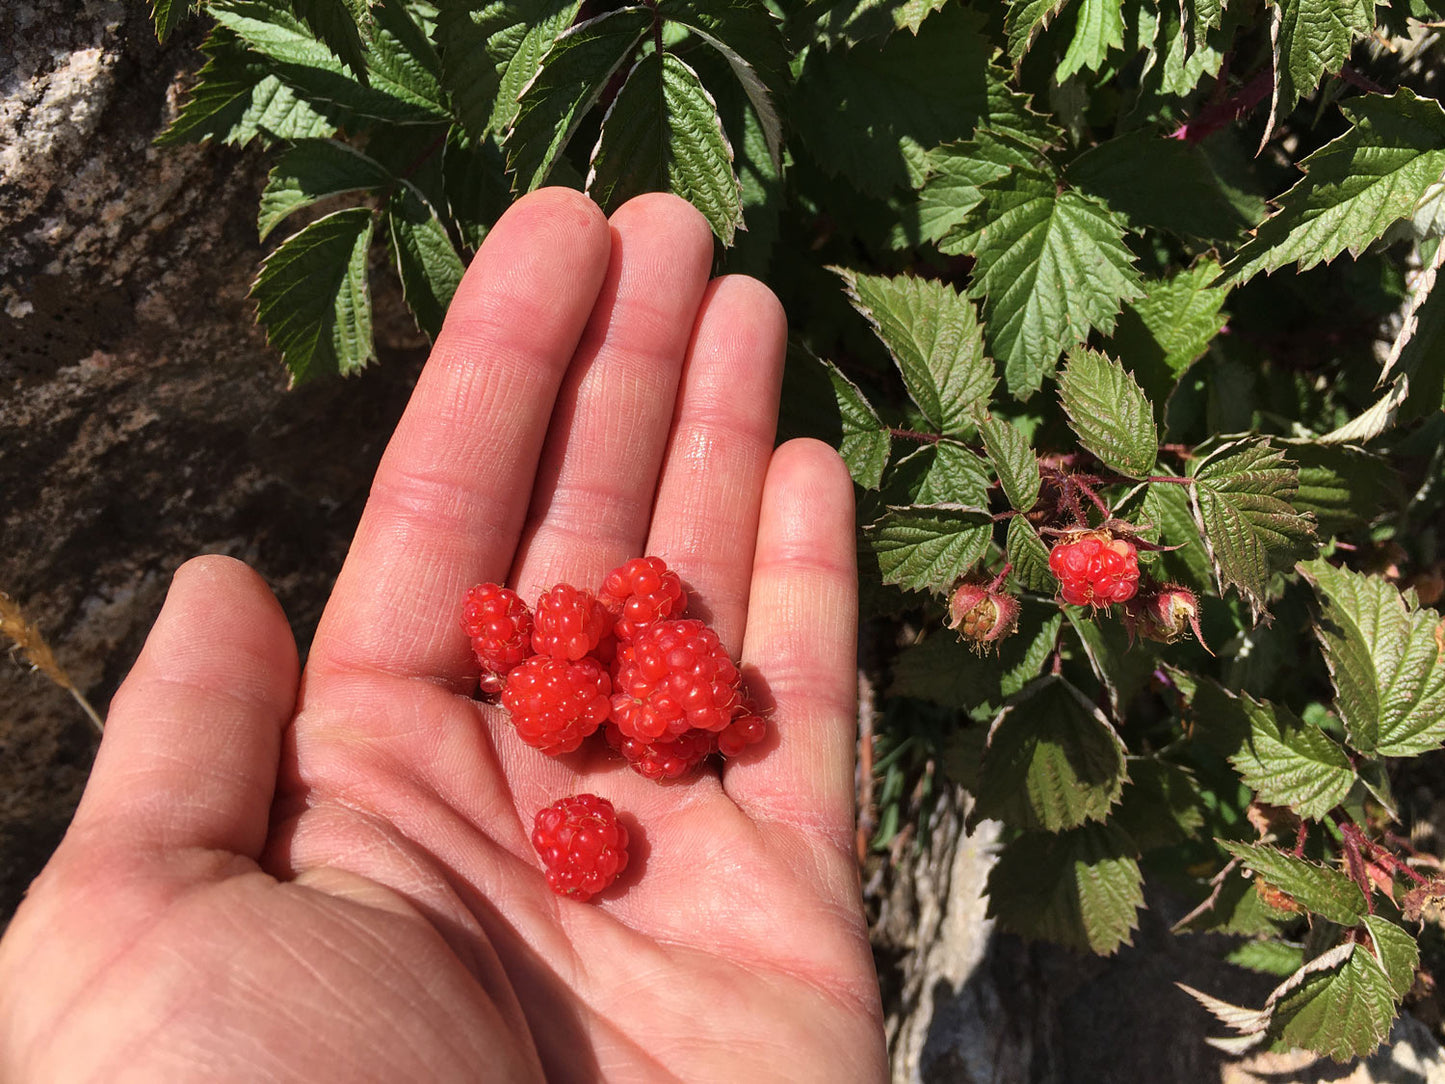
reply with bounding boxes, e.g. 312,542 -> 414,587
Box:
1046,529 -> 1141,608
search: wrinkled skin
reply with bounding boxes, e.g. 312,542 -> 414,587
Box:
0,190 -> 887,1083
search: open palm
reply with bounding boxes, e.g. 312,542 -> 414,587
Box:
0,190 -> 886,1082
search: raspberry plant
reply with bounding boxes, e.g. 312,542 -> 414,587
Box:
152,0 -> 1445,1064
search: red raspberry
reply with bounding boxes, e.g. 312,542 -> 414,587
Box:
532,584 -> 612,661
610,618 -> 741,740
600,556 -> 688,640
500,655 -> 611,755
532,794 -> 629,901
462,583 -> 534,677
717,712 -> 766,758
1047,530 -> 1140,608
605,723 -> 715,780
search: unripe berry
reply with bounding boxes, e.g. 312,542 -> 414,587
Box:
947,581 -> 1020,652
1124,584 -> 1206,647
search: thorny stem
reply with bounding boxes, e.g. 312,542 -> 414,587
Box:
1144,475 -> 1194,486
1338,821 -> 1376,913
889,428 -> 942,444
1293,820 -> 1309,858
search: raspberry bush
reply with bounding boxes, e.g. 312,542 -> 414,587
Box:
153,0 -> 1445,1064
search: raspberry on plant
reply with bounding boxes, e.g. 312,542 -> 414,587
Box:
1123,584 -> 1208,649
532,794 -> 629,901
600,556 -> 687,640
532,583 -> 612,661
1047,530 -> 1140,608
462,583 -> 534,678
610,618 -> 741,741
605,723 -> 715,780
500,655 -> 611,755
947,581 -> 1020,653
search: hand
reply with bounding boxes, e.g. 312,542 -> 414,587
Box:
0,190 -> 887,1082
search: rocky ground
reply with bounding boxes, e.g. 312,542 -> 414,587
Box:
4,3 -> 1443,1080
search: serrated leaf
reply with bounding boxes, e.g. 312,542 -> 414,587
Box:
257,138 -> 392,240
792,4 -> 991,196
586,52 -> 743,243
865,504 -> 993,595
836,270 -> 995,436
658,0 -> 786,169
1174,859 -> 1294,936
1139,481 -> 1214,591
1007,516 -> 1054,593
1361,915 -> 1419,1001
964,167 -> 1143,398
506,7 -> 652,192
1065,605 -> 1156,718
779,347 -> 891,490
251,206 -> 376,384
1058,347 -> 1158,478
1300,559 -> 1445,757
975,675 -> 1128,832
1270,942 -> 1401,1062
292,0 -> 369,81
1188,438 -> 1317,622
817,0 -> 953,45
986,823 -> 1145,955
208,0 -> 446,123
900,441 -> 991,506
156,27 -> 338,147
388,187 -> 465,342
1111,758 -> 1205,851
435,0 -> 582,140
1207,683 -> 1357,820
1056,0 -> 1125,82
1287,442 -> 1398,533
891,604 -> 1060,709
442,130 -> 511,251
980,415 -> 1041,512
1005,0 -> 1070,62
1266,0 -> 1376,143
152,0 -> 194,43
1110,261 -> 1229,409
1220,842 -> 1366,926
365,0 -> 448,111
1233,90 -> 1445,282
1067,131 -> 1258,242
1227,940 -> 1306,978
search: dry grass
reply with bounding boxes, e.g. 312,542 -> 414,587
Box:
1,592 -> 103,733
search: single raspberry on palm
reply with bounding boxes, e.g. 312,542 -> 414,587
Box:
531,794 -> 629,901
532,583 -> 612,661
461,583 -> 533,679
1048,530 -> 1140,608
611,618 -> 741,740
604,723 -> 715,780
501,655 -> 611,755
600,556 -> 687,640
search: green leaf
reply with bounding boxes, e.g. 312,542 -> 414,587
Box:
587,52 -> 743,244
963,167 -> 1143,398
658,0 -> 786,169
1361,915 -> 1419,1002
986,823 -> 1144,955
1209,683 -> 1357,820
817,0 -> 953,45
975,675 -> 1128,832
980,415 -> 1041,512
1270,942 -> 1403,1062
779,347 -> 891,489
1056,0 -> 1125,82
365,0 -> 449,111
1287,443 -> 1399,533
1058,347 -> 1158,479
1007,516 -> 1055,594
901,441 -> 991,506
442,131 -> 512,251
1227,940 -> 1306,978
1188,438 -> 1317,622
836,270 -> 995,437
1267,0 -> 1375,140
1066,131 -> 1258,242
1065,606 -> 1156,719
156,27 -> 338,147
1299,559 -> 1445,757
1139,481 -> 1214,591
435,0 -> 582,140
865,504 -> 993,595
1005,0 -> 1070,62
257,138 -> 393,240
1220,842 -> 1367,926
792,4 -> 991,196
251,207 -> 376,384
1109,261 -> 1229,409
208,0 -> 445,123
1232,90 -> 1445,282
1111,758 -> 1205,851
151,0 -> 194,43
505,7 -> 652,192
292,0 -> 369,81
891,604 -> 1060,709
388,187 -> 465,342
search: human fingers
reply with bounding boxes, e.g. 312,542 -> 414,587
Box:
307,188 -> 611,690
641,274 -> 786,654
68,555 -> 299,858
725,440 -> 859,857
508,192 -> 715,598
